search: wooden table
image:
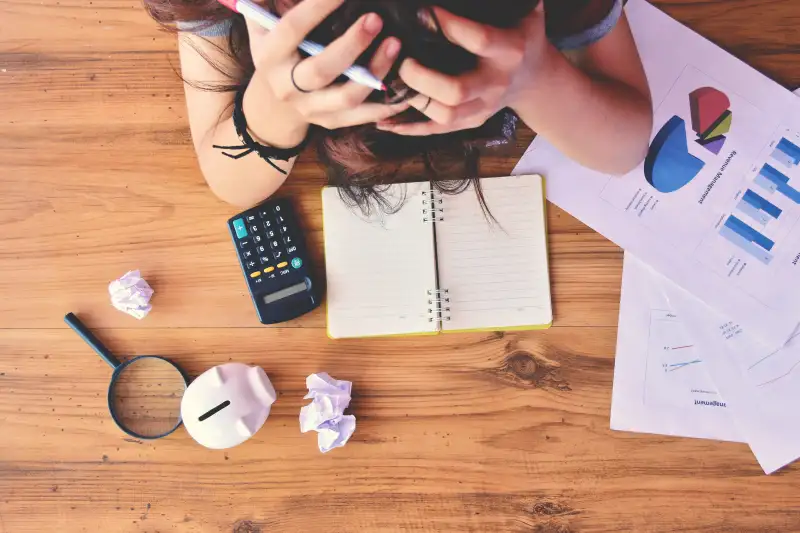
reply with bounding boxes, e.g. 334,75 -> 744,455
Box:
1,1 -> 799,531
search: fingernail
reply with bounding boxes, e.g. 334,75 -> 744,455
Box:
385,38 -> 401,58
363,13 -> 383,34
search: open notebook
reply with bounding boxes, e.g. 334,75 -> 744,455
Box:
322,174 -> 552,339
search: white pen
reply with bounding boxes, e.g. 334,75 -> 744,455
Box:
216,0 -> 387,91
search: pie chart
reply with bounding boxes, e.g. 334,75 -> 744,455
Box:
644,115 -> 706,193
689,87 -> 733,155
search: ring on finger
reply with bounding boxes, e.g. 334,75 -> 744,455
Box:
419,95 -> 433,114
291,60 -> 314,94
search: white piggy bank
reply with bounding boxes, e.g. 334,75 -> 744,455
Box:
181,363 -> 277,449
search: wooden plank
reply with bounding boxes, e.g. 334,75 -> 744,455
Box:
2,327 -> 799,533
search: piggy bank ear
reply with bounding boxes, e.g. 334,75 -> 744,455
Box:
248,366 -> 277,405
208,366 -> 225,387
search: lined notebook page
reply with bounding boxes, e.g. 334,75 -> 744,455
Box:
323,183 -> 438,339
435,175 -> 553,331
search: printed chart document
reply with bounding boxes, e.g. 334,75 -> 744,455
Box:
513,0 -> 800,348
644,263 -> 800,474
610,254 -> 741,443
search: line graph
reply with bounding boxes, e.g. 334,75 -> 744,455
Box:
667,359 -> 702,372
744,330 -> 800,388
644,310 -> 719,408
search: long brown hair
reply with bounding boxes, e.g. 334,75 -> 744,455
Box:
144,0 -> 538,214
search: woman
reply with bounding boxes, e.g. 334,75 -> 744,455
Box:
144,0 -> 652,209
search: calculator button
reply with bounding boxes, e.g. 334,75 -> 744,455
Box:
245,260 -> 257,270
273,205 -> 283,214
232,218 -> 248,239
259,209 -> 270,219
277,261 -> 289,269
246,215 -> 257,223
283,235 -> 293,245
286,245 -> 298,255
238,239 -> 251,249
254,278 -> 264,285
242,250 -> 253,260
264,266 -> 275,274
272,250 -> 283,260
259,256 -> 271,265
276,215 -> 286,224
253,235 -> 262,244
266,230 -> 276,239
270,239 -> 281,249
249,225 -> 259,234
250,271 -> 261,278
279,225 -> 289,234
263,220 -> 273,229
256,245 -> 266,254
291,257 -> 303,269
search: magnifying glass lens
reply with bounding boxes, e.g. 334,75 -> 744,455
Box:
110,357 -> 186,438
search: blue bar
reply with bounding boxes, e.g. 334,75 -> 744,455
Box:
772,148 -> 797,168
719,225 -> 774,265
736,199 -> 769,226
777,138 -> 800,163
760,164 -> 790,186
724,215 -> 775,251
777,182 -> 800,203
742,189 -> 782,218
754,174 -> 778,193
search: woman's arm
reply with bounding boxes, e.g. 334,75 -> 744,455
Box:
382,6 -> 653,175
179,0 -> 407,207
512,13 -> 652,174
179,33 -> 308,207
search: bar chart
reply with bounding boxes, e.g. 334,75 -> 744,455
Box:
771,137 -> 800,168
736,189 -> 782,226
718,214 -> 775,264
753,164 -> 800,203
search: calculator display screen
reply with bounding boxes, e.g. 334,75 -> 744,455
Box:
262,281 -> 308,304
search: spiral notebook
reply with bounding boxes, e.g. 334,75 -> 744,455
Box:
322,174 -> 553,339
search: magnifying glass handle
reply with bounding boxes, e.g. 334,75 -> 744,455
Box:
64,313 -> 121,369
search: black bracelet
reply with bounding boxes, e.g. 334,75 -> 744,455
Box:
213,86 -> 311,175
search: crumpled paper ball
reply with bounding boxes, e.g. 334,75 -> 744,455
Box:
108,270 -> 153,320
300,373 -> 356,453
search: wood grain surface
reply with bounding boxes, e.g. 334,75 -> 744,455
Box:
1,1 -> 799,531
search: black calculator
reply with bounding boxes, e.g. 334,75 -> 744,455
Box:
228,198 -> 321,324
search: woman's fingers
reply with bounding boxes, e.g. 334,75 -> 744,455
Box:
375,96 -> 488,135
399,58 -> 501,107
293,13 -> 384,90
316,101 -> 410,129
300,38 -> 401,114
411,93 -> 486,126
266,0 -> 345,59
429,7 -> 523,59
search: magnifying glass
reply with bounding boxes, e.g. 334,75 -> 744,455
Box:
64,313 -> 190,440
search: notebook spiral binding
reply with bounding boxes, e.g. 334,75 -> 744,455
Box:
427,289 -> 451,323
422,190 -> 444,223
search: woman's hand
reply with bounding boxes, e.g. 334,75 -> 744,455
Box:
376,4 -> 549,136
245,0 -> 408,138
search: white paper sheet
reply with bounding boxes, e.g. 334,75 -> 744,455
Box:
612,95 -> 800,470
610,255 -> 741,443
636,265 -> 800,474
513,0 -> 800,348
